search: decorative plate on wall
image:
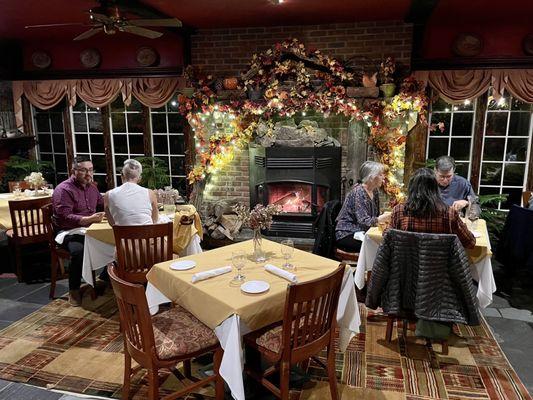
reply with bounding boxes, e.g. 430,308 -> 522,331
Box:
523,34 -> 533,56
31,51 -> 51,69
452,33 -> 483,57
136,46 -> 159,67
80,48 -> 101,68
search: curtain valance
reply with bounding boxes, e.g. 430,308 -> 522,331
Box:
413,69 -> 533,104
12,77 -> 185,110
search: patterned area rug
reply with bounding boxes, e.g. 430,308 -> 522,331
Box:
0,289 -> 531,399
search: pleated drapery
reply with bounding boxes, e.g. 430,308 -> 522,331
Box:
12,77 -> 185,110
413,69 -> 533,104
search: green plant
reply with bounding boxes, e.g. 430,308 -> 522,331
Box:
2,155 -> 55,192
134,156 -> 170,190
478,193 -> 508,246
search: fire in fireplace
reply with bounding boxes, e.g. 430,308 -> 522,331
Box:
249,146 -> 341,237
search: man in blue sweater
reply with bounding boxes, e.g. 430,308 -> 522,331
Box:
435,155 -> 476,212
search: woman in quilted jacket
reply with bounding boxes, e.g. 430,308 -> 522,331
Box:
390,168 -> 475,249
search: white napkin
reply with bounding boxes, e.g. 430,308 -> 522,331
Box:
55,227 -> 87,244
353,231 -> 365,241
191,266 -> 232,283
157,215 -> 172,224
264,264 -> 298,283
471,230 -> 482,238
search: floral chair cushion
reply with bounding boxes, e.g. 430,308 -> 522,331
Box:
256,325 -> 283,354
152,306 -> 218,360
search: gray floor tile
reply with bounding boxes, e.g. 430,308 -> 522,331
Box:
0,320 -> 12,330
0,278 -> 17,290
18,281 -> 68,305
0,382 -> 62,400
488,294 -> 512,309
499,308 -> 533,322
0,281 -> 49,301
0,379 -> 13,391
0,299 -> 42,322
481,307 -> 501,318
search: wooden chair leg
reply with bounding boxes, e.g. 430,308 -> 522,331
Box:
279,360 -> 290,400
385,316 -> 394,342
49,253 -> 58,299
441,340 -> 449,355
183,359 -> 192,379
122,351 -> 132,400
214,348 -> 225,400
15,245 -> 23,282
326,344 -> 339,400
147,368 -> 159,400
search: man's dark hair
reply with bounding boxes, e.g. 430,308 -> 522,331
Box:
72,155 -> 92,169
404,168 -> 448,217
435,155 -> 455,173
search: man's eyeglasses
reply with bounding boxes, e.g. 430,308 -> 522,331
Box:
76,168 -> 94,174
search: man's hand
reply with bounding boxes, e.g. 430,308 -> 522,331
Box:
452,200 -> 469,211
80,212 -> 105,226
378,211 -> 392,223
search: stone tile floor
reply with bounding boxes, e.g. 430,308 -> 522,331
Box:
0,259 -> 532,399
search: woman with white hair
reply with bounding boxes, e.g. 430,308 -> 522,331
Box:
335,160 -> 391,252
104,159 -> 158,226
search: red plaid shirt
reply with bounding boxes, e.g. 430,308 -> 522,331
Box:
390,204 -> 476,249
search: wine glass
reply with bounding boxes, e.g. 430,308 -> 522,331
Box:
466,202 -> 480,230
281,239 -> 295,270
230,250 -> 246,283
12,182 -> 21,198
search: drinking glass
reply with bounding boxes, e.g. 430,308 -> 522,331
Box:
281,239 -> 295,270
163,203 -> 176,218
12,182 -> 21,198
231,250 -> 246,283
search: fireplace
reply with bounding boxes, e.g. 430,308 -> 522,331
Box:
249,146 -> 341,237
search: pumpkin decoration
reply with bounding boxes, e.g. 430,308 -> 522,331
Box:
223,77 -> 238,90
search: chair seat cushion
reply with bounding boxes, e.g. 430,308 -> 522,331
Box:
152,306 -> 218,360
256,325 -> 283,354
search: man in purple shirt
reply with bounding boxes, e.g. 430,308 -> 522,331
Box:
52,156 -> 104,306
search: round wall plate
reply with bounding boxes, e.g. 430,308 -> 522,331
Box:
523,34 -> 533,56
80,48 -> 101,68
31,51 -> 51,69
452,33 -> 483,57
136,46 -> 159,67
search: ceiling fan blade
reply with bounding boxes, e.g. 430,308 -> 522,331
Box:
88,12 -> 114,24
74,27 -> 103,41
128,18 -> 182,27
25,22 -> 85,28
121,25 -> 163,39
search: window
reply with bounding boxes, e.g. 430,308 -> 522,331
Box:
110,97 -> 145,185
71,101 -> 107,190
32,103 -> 69,184
427,97 -> 476,179
479,91 -> 532,209
149,95 -> 188,194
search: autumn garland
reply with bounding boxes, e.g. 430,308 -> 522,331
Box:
178,39 -> 430,204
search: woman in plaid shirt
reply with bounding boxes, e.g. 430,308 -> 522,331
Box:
390,168 -> 475,249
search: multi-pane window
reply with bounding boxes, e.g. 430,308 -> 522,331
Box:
427,97 -> 476,179
32,103 -> 69,184
110,97 -> 145,185
71,101 -> 107,190
149,95 -> 188,194
479,91 -> 532,209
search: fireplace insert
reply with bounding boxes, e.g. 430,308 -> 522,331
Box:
249,146 -> 341,237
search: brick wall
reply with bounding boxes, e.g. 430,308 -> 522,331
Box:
191,21 -> 413,212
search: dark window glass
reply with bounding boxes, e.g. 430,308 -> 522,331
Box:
90,134 -> 105,153
168,114 -> 185,132
110,97 -> 125,113
88,113 -> 103,133
485,113 -> 508,136
153,135 -> 169,154
72,102 -> 86,112
54,154 -> 67,172
75,134 -> 90,153
451,113 -> 473,136
38,134 -> 52,152
511,98 -> 532,111
73,113 -> 87,132
50,113 -> 64,132
93,175 -> 107,191
478,186 -> 501,207
488,96 -> 510,111
169,135 -> 185,154
508,112 -> 531,137
127,113 -> 144,133
505,138 -> 528,161
151,114 -> 167,133
113,134 -> 128,154
114,155 -> 128,173
40,153 -> 53,163
450,138 -> 471,160
128,97 -> 143,112
454,162 -> 469,178
129,134 -> 144,154
480,163 -> 502,185
503,164 -> 525,186
428,138 -> 448,160
501,188 -> 522,210
483,138 -> 505,161
171,156 -> 186,175
429,113 -> 451,136
35,113 -> 50,132
92,155 -> 107,172
111,113 -> 126,132
171,177 -> 186,195
431,97 -> 450,112
52,134 -> 66,153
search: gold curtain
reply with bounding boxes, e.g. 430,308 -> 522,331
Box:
131,77 -> 181,108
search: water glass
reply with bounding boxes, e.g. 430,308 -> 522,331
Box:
231,250 -> 246,283
281,239 -> 295,270
12,182 -> 21,198
163,203 -> 176,218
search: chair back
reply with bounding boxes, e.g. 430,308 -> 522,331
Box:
41,203 -> 56,249
113,222 -> 173,283
280,265 -> 345,364
108,264 -> 156,367
8,197 -> 51,245
523,191 -> 532,207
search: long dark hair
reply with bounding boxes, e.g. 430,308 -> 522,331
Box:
404,168 -> 447,217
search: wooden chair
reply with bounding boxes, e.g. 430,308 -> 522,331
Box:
333,247 -> 359,264
244,265 -> 345,400
112,223 -> 173,284
108,264 -> 224,400
7,197 -> 52,282
41,203 -> 70,299
523,191 -> 532,207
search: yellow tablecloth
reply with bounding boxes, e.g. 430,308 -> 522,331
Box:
0,193 -> 52,230
85,221 -> 115,244
173,205 -> 203,253
146,239 -> 341,331
367,218 -> 492,264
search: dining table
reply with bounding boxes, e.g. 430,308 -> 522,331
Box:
354,218 -> 496,308
145,238 -> 360,400
0,192 -> 52,230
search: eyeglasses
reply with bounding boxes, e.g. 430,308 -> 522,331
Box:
76,168 -> 94,174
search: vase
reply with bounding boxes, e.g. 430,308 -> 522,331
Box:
253,228 -> 267,262
379,83 -> 396,98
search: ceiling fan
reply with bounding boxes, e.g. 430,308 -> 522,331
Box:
25,6 -> 182,41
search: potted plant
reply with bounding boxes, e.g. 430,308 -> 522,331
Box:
2,155 -> 54,192
134,156 -> 170,190
379,57 -> 396,98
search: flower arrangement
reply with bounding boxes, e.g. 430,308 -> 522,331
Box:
233,204 -> 282,230
379,57 -> 396,84
24,172 -> 45,189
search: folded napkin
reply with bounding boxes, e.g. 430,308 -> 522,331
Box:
191,266 -> 232,283
55,227 -> 87,244
353,231 -> 365,241
157,215 -> 172,224
264,264 -> 298,283
471,230 -> 482,238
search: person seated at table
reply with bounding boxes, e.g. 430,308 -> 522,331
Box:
52,156 -> 104,306
390,167 -> 475,249
335,161 -> 391,252
435,155 -> 476,212
104,159 -> 158,226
